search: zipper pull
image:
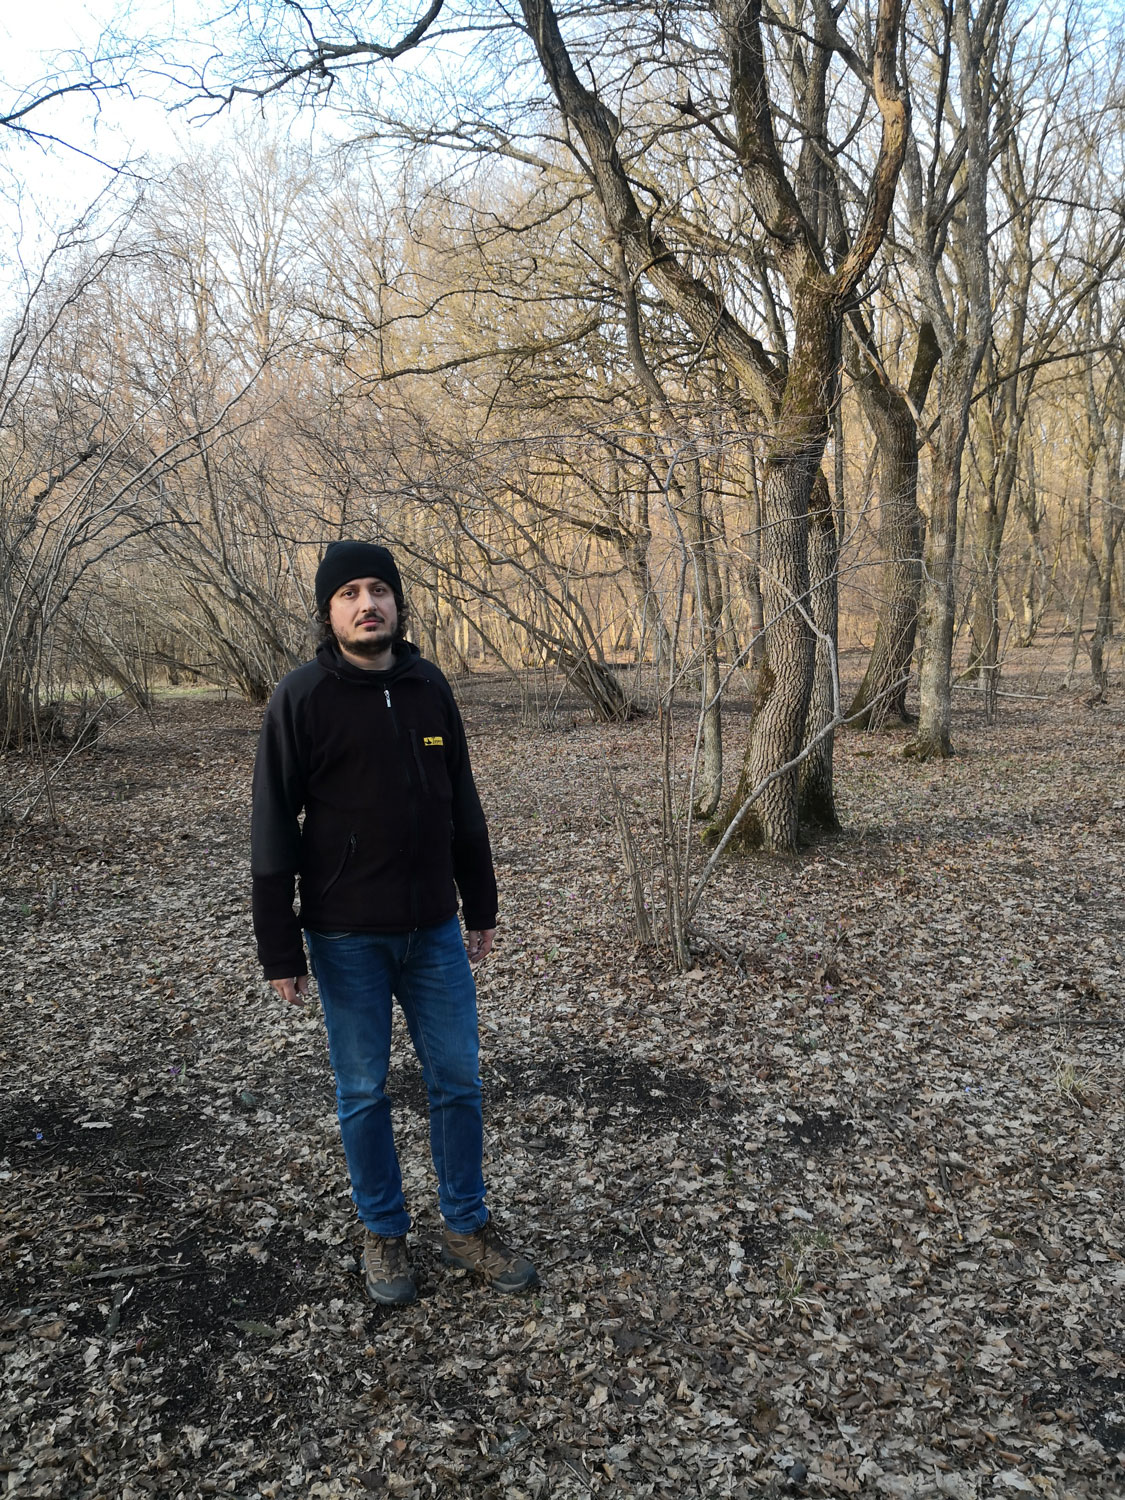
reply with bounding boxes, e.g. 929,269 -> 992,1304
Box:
384,689 -> 391,708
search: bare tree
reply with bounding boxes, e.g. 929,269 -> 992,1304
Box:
898,0 -> 1006,759
155,0 -> 908,853
1074,297 -> 1125,700
845,317 -> 939,729
964,28 -> 1125,715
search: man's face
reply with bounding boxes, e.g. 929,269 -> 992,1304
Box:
329,576 -> 399,665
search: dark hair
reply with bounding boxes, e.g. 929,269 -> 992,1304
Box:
316,591 -> 409,649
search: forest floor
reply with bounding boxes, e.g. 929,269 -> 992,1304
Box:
1,647 -> 1123,1500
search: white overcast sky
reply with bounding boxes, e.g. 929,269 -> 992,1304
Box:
1,1 -> 250,238
4,5 -> 174,151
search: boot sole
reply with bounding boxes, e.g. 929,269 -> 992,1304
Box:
365,1277 -> 418,1306
441,1250 -> 539,1292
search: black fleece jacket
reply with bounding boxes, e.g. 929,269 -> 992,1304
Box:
251,640 -> 498,980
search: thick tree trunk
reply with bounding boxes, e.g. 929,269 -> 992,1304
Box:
1088,567 -> 1113,700
517,0 -> 906,846
907,324 -> 989,760
799,469 -> 840,828
848,327 -> 937,729
677,450 -> 724,817
848,393 -> 923,728
971,500 -> 1007,722
717,301 -> 833,851
967,413 -> 1021,720
910,409 -> 969,757
1017,468 -> 1046,648
911,454 -> 959,757
624,529 -> 672,677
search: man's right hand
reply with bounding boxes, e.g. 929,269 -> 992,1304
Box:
270,975 -> 310,1005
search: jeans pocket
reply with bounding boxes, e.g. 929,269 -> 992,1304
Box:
306,930 -> 357,942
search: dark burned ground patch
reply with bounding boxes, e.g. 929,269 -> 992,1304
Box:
120,1228 -> 322,1427
1,1089 -> 331,1437
0,1094 -> 198,1173
783,1105 -> 854,1153
428,1372 -> 490,1423
1031,1368 -> 1125,1464
386,1044 -> 731,1128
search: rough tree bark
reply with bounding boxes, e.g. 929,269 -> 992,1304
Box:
903,0 -> 1000,760
910,344 -> 982,760
799,469 -> 840,826
712,0 -> 908,847
847,321 -> 940,728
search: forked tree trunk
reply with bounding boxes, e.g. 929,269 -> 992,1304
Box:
558,647 -> 632,721
518,0 -> 906,849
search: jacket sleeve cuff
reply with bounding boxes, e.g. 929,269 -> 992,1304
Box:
262,956 -> 309,981
461,907 -> 498,930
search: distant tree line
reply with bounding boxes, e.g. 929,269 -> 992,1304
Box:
1,0 -> 1122,852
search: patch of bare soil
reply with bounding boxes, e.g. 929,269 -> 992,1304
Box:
1,658 -> 1123,1499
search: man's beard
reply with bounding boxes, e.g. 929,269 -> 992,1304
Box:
338,624 -> 394,657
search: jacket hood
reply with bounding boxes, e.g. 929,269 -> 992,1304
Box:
315,637 -> 422,684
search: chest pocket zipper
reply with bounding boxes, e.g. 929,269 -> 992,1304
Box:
410,734 -> 431,794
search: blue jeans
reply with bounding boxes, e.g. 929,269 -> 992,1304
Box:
305,918 -> 488,1237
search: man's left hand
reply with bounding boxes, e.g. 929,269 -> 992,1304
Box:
466,928 -> 495,963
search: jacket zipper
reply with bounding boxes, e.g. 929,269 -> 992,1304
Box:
384,685 -> 421,927
410,734 -> 431,794
321,832 -> 356,898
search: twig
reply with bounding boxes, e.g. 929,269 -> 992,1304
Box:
103,1284 -> 130,1338
688,925 -> 746,973
81,1261 -> 177,1281
1012,1016 -> 1122,1028
936,1160 -> 964,1243
951,685 -> 1053,700
604,756 -> 654,945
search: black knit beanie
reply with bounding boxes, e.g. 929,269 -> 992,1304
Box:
315,541 -> 403,613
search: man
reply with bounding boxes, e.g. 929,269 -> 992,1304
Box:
251,539 -> 537,1305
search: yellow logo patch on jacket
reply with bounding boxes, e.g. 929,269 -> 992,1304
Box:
423,736 -> 444,747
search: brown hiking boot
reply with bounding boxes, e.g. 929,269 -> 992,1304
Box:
363,1232 -> 417,1306
441,1219 -> 539,1293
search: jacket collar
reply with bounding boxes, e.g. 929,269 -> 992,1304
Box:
315,638 -> 422,684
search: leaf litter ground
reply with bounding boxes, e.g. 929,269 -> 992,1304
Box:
1,652 -> 1123,1500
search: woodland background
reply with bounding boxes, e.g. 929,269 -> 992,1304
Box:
0,0 -> 1123,813
1,2 -> 1124,1496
